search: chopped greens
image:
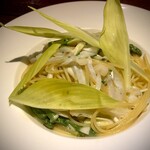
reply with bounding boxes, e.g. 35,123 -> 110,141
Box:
31,107 -> 96,137
129,44 -> 142,56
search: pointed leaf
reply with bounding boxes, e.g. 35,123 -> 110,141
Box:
99,0 -> 131,89
10,78 -> 126,110
5,25 -> 73,38
9,43 -> 61,98
28,6 -> 100,48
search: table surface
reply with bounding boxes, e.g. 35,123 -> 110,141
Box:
0,0 -> 150,24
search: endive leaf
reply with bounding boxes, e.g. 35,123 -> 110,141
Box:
9,43 -> 61,98
4,25 -> 73,39
28,6 -> 100,48
10,78 -> 127,110
99,0 -> 131,89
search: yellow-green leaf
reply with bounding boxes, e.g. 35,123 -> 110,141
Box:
9,43 -> 61,98
10,78 -> 126,110
28,6 -> 100,48
4,25 -> 72,38
99,0 -> 131,89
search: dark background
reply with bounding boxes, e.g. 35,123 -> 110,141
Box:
0,0 -> 150,24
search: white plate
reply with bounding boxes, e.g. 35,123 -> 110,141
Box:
0,1 -> 150,150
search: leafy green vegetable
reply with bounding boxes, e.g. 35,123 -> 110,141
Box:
31,107 -> 96,137
9,43 -> 61,98
99,0 -> 131,89
31,108 -> 55,129
28,6 -> 100,48
4,25 -> 73,39
129,44 -> 142,56
9,78 -> 127,110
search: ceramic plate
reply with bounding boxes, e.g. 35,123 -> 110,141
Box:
0,1 -> 150,150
